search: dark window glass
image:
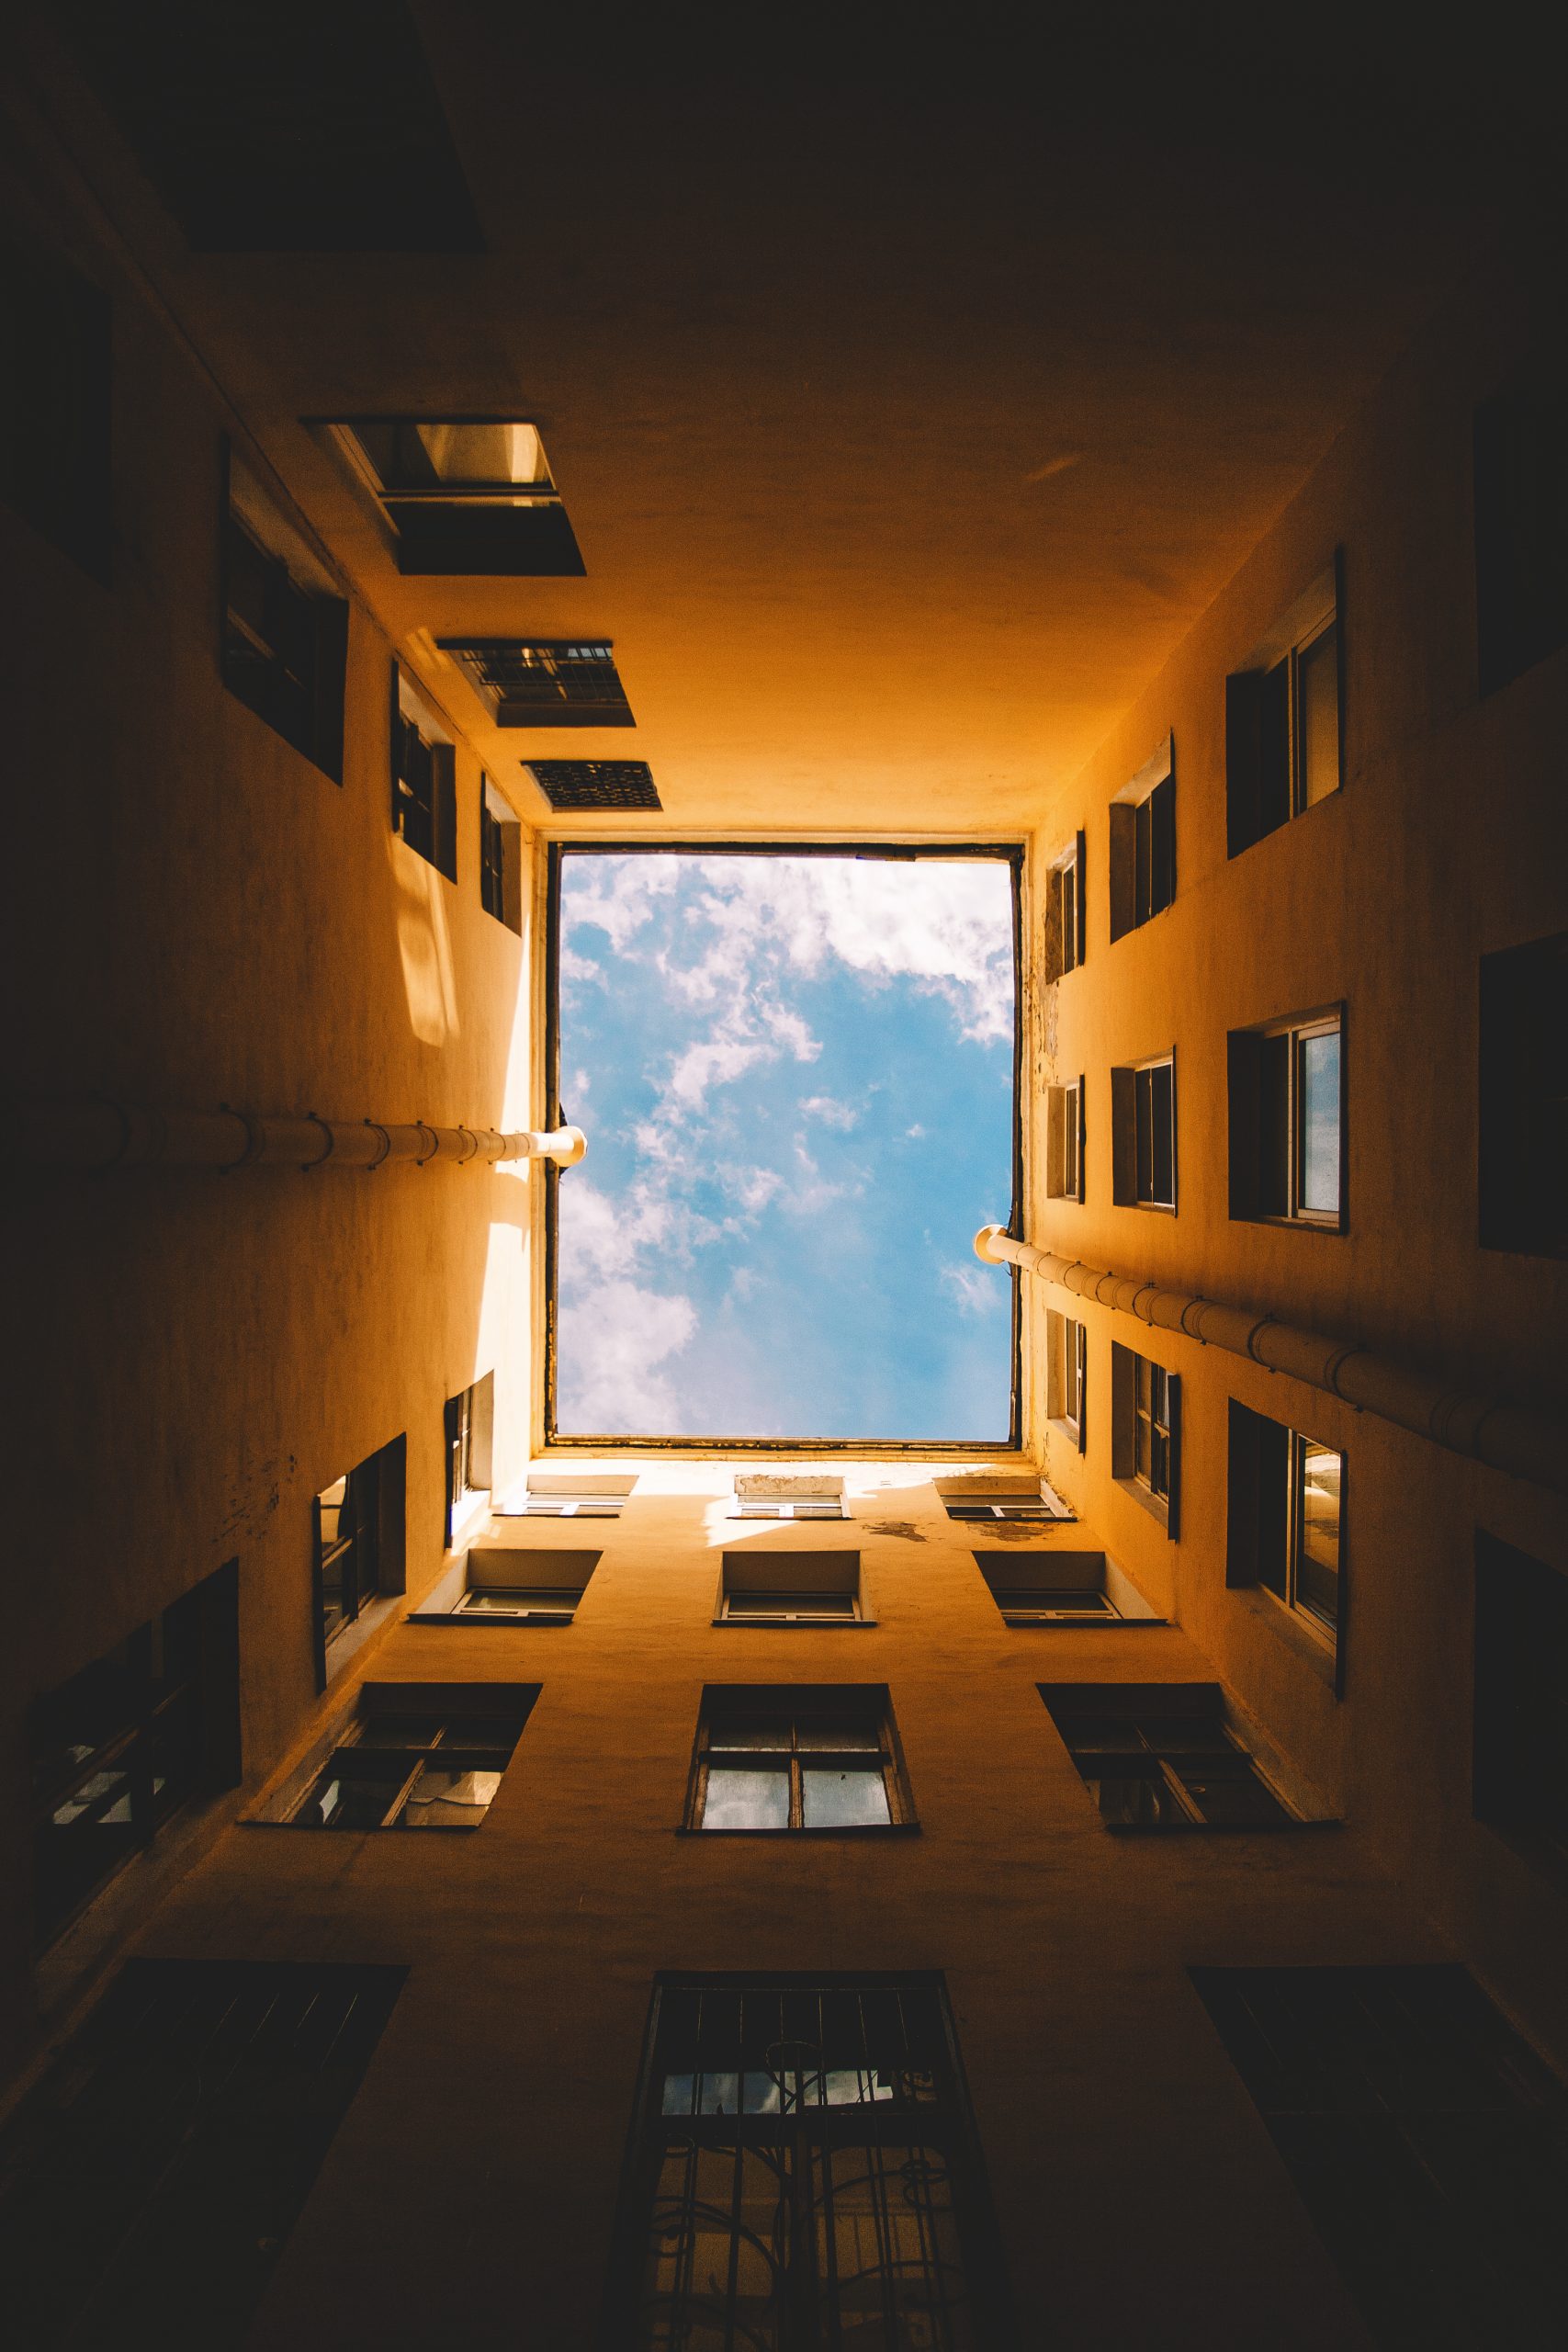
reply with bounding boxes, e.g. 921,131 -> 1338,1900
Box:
1479,930 -> 1568,1257
1044,1690 -> 1292,1831
0,244 -> 111,581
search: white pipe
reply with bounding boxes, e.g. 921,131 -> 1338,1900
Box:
975,1223 -> 1566,1497
3,1097 -> 587,1173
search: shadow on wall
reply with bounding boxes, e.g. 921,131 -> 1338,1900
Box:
391,833 -> 458,1046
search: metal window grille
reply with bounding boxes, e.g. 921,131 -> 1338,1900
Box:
439,640 -> 634,726
607,1976 -> 1006,2348
525,759 -> 662,810
0,1957 -> 406,2351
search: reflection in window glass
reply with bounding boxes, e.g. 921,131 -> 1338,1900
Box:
704,1769 -> 791,1829
1296,1439 -> 1342,1631
802,1769 -> 892,1827
1299,1030 -> 1341,1214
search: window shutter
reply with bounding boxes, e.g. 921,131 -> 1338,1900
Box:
432,743 -> 458,882
1110,1341 -> 1134,1477
1227,1031 -> 1261,1218
1074,829 -> 1087,967
1076,1320 -> 1088,1453
1165,1374 -> 1181,1542
1076,1073 -> 1087,1202
1258,1032 -> 1290,1216
1111,1066 -> 1136,1204
1108,802 -> 1135,941
1045,1086 -> 1066,1197
1150,773 -> 1175,912
1225,671 -> 1262,857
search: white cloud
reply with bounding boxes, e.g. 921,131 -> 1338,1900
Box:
800,1094 -> 859,1131
941,1262 -> 996,1317
903,1122 -> 928,1140
556,1276 -> 698,1432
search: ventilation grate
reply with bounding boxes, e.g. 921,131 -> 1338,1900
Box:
525,761 -> 661,811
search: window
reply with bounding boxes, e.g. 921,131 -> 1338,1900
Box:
1042,1684 -> 1294,1828
1474,376 -> 1568,695
325,418 -> 582,573
1479,929 -> 1567,1256
391,666 -> 457,878
524,759 -> 662,811
604,1974 -> 1009,2348
1228,1009 -> 1344,1227
1474,1532 -> 1568,1870
445,1374 -> 493,1543
479,775 -> 522,932
1111,1055 -> 1176,1208
731,1475 -> 846,1521
438,638 -> 634,727
28,1563 -> 240,1951
687,1690 -> 910,1832
1045,1078 -> 1085,1202
0,1958 -> 406,2350
1226,566 -> 1341,854
499,1473 -> 635,1520
941,1478 -> 1073,1523
979,1551 -> 1163,1626
265,1684 -> 536,1829
0,243 -> 111,581
1109,735 -> 1175,938
1111,1343 -> 1179,1533
1046,1308 -> 1087,1449
1044,831 -> 1085,978
313,1433 -> 405,1677
1227,1403 -> 1343,1665
718,1551 -> 865,1623
221,446 -> 347,780
413,1544 -> 599,1625
1190,1964 -> 1568,2350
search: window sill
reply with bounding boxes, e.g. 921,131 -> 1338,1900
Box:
408,1609 -> 576,1627
712,1617 -> 876,1629
1103,1815 -> 1341,1837
1230,1212 -> 1347,1236
321,1589 -> 403,1686
1114,1476 -> 1171,1534
1232,1585 -> 1337,1688
447,1489 -> 492,1551
1003,1614 -> 1168,1629
1046,1415 -> 1083,1450
243,1817 -> 486,1833
1120,1200 -> 1176,1216
676,1821 -> 920,1838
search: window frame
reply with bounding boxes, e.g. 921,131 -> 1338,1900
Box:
716,1552 -> 867,1625
444,1374 -> 494,1545
391,664 -> 457,880
1045,1306 -> 1087,1451
1045,831 -> 1086,980
684,1689 -> 913,1834
1226,1400 -> 1345,1683
251,1683 -> 536,1829
1111,1342 -> 1180,1535
1225,563 -> 1343,856
1046,1076 -> 1085,1203
220,442 -> 347,783
321,416 -> 585,577
1228,1004 -> 1346,1230
1041,1683 -> 1302,1832
1110,735 -> 1175,939
1111,1052 -> 1177,1210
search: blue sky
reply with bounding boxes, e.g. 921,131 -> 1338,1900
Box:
554,852 -> 1017,1441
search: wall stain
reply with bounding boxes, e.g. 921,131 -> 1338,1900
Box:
863,1521 -> 926,1543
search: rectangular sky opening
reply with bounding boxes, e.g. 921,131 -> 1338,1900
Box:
546,844 -> 1020,1447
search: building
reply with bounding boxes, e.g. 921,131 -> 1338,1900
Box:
2,6 -> 1565,2346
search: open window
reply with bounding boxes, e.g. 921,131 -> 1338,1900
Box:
479,775 -> 523,933
716,1551 -> 867,1624
221,446 -> 347,780
413,1545 -> 599,1626
496,1473 -> 637,1520
439,638 -> 634,727
28,1562 -> 241,1951
1045,1308 -> 1087,1451
1109,735 -> 1175,939
1229,1008 -> 1345,1228
325,418 -> 583,574
731,1475 -> 847,1521
1226,564 -> 1341,855
444,1374 -> 493,1546
938,1474 -> 1074,1524
976,1549 -> 1162,1624
1040,1682 -> 1319,1829
254,1683 -> 536,1829
313,1431 -> 407,1686
392,665 -> 457,879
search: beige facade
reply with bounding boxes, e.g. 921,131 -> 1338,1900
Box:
3,10 -> 1566,2347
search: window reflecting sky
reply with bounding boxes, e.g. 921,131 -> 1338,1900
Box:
554,853 -> 1015,1439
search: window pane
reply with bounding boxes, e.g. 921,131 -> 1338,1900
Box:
1176,1757 -> 1292,1826
1299,1030 -> 1341,1214
1297,621 -> 1339,808
301,1768 -> 393,1830
703,1769 -> 790,1829
802,1770 -> 892,1827
398,1766 -> 502,1826
1085,1770 -> 1181,1827
1151,1062 -> 1174,1203
726,1591 -> 854,1619
796,1722 -> 882,1753
1135,1067 -> 1153,1197
1297,1441 -> 1342,1629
